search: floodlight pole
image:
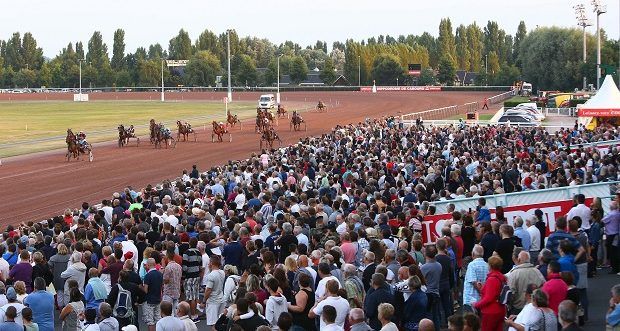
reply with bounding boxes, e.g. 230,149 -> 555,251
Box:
227,29 -> 232,102
592,0 -> 606,89
79,59 -> 84,97
161,60 -> 165,102
277,55 -> 283,104
358,55 -> 361,86
575,4 -> 591,90
485,54 -> 488,86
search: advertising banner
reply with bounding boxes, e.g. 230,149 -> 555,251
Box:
420,198 -> 591,244
359,86 -> 441,92
578,108 -> 620,117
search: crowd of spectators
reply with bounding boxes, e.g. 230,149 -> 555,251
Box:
0,118 -> 618,331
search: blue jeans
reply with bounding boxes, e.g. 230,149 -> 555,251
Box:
428,293 -> 442,329
439,287 -> 453,324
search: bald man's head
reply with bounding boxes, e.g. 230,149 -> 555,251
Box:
419,318 -> 435,331
177,301 -> 190,317
298,255 -> 309,267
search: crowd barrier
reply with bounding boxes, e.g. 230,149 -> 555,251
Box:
417,181 -> 618,243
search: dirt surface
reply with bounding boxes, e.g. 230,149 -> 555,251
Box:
0,91 -> 495,224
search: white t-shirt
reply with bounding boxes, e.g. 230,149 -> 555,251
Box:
380,322 -> 399,331
101,206 -> 113,223
527,225 -> 542,251
296,233 -> 309,247
0,259 -> 9,282
322,324 -> 344,331
166,215 -> 179,228
234,194 -> 246,209
315,276 -> 341,300
121,240 -> 139,271
301,176 -> 311,192
312,295 -> 350,329
205,269 -> 225,304
156,315 -> 185,331
567,204 -> 592,230
508,302 -> 537,331
201,253 -> 210,286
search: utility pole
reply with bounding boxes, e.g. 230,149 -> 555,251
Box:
227,29 -> 232,102
160,59 -> 165,102
592,0 -> 606,89
485,54 -> 488,86
575,4 -> 592,90
358,55 -> 361,86
277,54 -> 283,104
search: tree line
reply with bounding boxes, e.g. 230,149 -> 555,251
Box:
0,19 -> 617,90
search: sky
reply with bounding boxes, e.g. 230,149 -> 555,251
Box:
1,0 -> 618,58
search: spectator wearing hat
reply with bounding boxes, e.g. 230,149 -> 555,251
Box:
0,288 -> 24,328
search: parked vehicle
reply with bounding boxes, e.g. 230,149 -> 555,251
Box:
497,114 -> 538,126
258,94 -> 276,109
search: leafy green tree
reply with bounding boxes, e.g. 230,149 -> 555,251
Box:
455,25 -> 470,70
21,32 -> 43,70
483,21 -> 501,57
76,42 -> 85,60
487,51 -> 500,75
438,18 -> 457,61
418,68 -> 436,85
299,48 -> 328,71
417,32 -> 438,67
320,58 -> 337,84
466,23 -> 484,72
13,68 -> 36,87
148,44 -> 164,60
168,29 -> 192,60
330,48 -> 345,72
38,62 -> 52,87
289,56 -> 308,84
137,59 -> 160,86
437,55 -> 457,85
232,54 -> 257,86
111,29 -> 126,70
86,31 -> 109,70
513,21 -> 527,66
371,54 -> 404,85
5,33 -> 23,71
185,50 -> 221,86
115,70 -> 132,87
491,64 -> 520,85
195,29 -> 219,53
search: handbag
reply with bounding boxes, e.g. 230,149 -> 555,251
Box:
214,314 -> 230,331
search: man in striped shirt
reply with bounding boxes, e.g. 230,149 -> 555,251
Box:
259,195 -> 273,222
182,237 -> 202,320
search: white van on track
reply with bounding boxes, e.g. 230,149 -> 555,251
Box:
258,94 -> 276,109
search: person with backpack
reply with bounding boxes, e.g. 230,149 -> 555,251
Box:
474,256 -> 508,331
106,270 -> 145,328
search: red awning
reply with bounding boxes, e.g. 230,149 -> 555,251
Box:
578,108 -> 620,117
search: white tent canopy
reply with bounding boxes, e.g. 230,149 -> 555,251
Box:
578,75 -> 620,117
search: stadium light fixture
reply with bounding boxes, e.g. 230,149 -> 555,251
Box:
227,29 -> 232,102
591,0 -> 606,89
574,3 -> 592,90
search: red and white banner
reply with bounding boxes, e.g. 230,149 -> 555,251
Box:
420,198 -> 592,244
578,108 -> 620,117
359,86 -> 442,92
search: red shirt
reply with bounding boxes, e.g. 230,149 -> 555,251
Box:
542,273 -> 568,314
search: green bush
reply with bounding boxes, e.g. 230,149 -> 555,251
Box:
503,101 -> 545,108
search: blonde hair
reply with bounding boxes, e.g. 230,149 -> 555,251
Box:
13,281 -> 26,295
284,256 -> 298,272
143,247 -> 154,260
224,265 -> 239,276
102,246 -> 112,257
57,244 -> 69,255
378,303 -> 395,321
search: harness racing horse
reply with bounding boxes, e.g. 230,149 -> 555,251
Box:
277,104 -> 288,119
259,127 -> 282,150
226,111 -> 242,130
177,120 -> 197,142
255,109 -> 269,133
153,123 -> 176,149
66,129 -> 93,162
290,111 -> 307,131
212,121 -> 232,142
118,124 -> 140,147
149,119 -> 157,144
316,100 -> 327,112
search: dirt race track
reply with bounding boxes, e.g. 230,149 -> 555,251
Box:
0,91 -> 495,225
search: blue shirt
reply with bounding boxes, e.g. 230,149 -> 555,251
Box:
222,241 -> 243,269
607,304 -> 620,327
1,252 -> 17,267
463,258 -> 489,306
558,254 -> 579,285
23,290 -> 54,331
84,283 -> 104,312
514,227 -> 532,251
247,198 -> 261,209
143,269 -> 163,304
546,230 -> 581,259
0,322 -> 22,331
476,207 -> 491,223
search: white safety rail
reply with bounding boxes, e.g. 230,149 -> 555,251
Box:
488,89 -> 515,104
401,105 -> 459,125
544,107 -> 577,117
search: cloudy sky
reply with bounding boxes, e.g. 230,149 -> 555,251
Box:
2,0 -> 618,57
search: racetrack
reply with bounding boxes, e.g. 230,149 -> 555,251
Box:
0,91 -> 496,225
